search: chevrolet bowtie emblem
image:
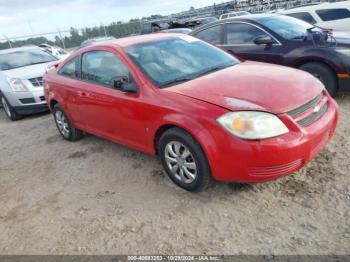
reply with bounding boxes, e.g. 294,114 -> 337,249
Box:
313,105 -> 321,113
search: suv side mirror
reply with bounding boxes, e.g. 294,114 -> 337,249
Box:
254,35 -> 274,45
113,76 -> 138,93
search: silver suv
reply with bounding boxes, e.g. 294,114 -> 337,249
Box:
0,46 -> 57,120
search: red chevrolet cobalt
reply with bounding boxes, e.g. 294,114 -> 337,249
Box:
44,34 -> 338,192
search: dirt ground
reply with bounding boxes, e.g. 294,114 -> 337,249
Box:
0,97 -> 349,255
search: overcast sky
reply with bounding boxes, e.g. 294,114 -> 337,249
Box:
0,0 -> 222,39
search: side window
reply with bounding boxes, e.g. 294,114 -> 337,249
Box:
226,23 -> 270,45
195,25 -> 223,45
316,8 -> 350,22
58,57 -> 79,79
221,14 -> 228,19
81,51 -> 132,88
287,12 -> 317,24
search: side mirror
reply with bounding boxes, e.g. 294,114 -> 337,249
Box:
113,76 -> 138,93
254,35 -> 274,45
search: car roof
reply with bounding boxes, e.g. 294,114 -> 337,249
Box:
88,33 -> 186,48
222,13 -> 279,22
281,1 -> 350,13
0,45 -> 41,54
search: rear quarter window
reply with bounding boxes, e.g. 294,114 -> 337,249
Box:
316,8 -> 350,22
286,12 -> 317,24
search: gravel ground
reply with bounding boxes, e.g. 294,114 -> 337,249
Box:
0,97 -> 349,255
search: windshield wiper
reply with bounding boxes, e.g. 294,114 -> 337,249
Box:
159,76 -> 196,88
194,63 -> 234,78
159,63 -> 234,88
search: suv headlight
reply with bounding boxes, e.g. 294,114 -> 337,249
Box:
7,77 -> 29,92
217,111 -> 289,140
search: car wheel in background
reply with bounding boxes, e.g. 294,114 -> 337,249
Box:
299,62 -> 337,97
53,103 -> 84,141
0,94 -> 21,121
158,127 -> 212,192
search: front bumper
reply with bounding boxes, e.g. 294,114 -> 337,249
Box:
197,97 -> 339,183
13,103 -> 48,115
3,89 -> 48,115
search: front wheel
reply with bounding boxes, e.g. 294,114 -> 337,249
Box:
1,95 -> 21,121
158,127 -> 212,192
53,104 -> 84,141
299,62 -> 337,97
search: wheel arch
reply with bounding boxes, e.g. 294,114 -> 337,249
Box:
295,58 -> 339,90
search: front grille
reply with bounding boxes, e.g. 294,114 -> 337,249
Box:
28,77 -> 43,87
249,159 -> 304,176
19,98 -> 35,104
287,93 -> 323,117
297,102 -> 328,127
287,92 -> 328,127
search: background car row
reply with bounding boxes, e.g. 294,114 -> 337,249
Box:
0,1 -> 349,121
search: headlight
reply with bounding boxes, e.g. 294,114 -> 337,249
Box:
7,77 -> 28,92
217,111 -> 289,140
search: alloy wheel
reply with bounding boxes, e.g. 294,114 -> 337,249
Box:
55,110 -> 70,138
164,141 -> 197,184
1,97 -> 12,118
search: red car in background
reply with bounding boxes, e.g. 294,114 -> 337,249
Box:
44,34 -> 338,192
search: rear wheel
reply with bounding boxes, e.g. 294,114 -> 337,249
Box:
0,94 -> 21,121
53,104 -> 84,141
158,127 -> 212,192
299,62 -> 337,97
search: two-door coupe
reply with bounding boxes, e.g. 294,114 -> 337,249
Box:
44,34 -> 338,191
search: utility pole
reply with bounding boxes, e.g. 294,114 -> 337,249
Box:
2,35 -> 12,48
102,24 -> 108,37
56,28 -> 66,49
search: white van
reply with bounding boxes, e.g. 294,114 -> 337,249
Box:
280,1 -> 350,32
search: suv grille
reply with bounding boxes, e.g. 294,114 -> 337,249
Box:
28,77 -> 43,87
287,92 -> 328,127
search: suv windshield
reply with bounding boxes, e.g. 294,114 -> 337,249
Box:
0,48 -> 57,71
125,37 -> 239,88
257,15 -> 322,40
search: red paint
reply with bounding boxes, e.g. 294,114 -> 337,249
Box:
44,34 -> 339,183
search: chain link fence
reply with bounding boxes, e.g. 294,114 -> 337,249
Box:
0,0 -> 344,50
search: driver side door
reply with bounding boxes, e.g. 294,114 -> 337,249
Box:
76,49 -> 148,150
219,22 -> 285,65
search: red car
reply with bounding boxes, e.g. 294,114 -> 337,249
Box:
44,34 -> 338,192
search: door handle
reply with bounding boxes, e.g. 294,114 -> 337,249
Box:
77,91 -> 88,98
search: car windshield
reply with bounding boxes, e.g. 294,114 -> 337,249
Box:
0,49 -> 57,71
125,37 -> 239,88
257,15 -> 323,40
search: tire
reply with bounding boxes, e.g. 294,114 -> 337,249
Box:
299,62 -> 337,97
52,103 -> 84,141
0,94 -> 21,121
158,127 -> 212,192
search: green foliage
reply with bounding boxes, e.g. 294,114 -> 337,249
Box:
0,16 -> 150,50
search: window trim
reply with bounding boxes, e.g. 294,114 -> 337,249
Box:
80,49 -> 138,91
57,55 -> 81,80
218,21 -> 282,47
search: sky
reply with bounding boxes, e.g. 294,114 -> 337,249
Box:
0,0 -> 222,39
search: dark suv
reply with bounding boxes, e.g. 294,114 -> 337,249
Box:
191,14 -> 350,96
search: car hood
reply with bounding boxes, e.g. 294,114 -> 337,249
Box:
1,61 -> 56,79
167,61 -> 324,114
